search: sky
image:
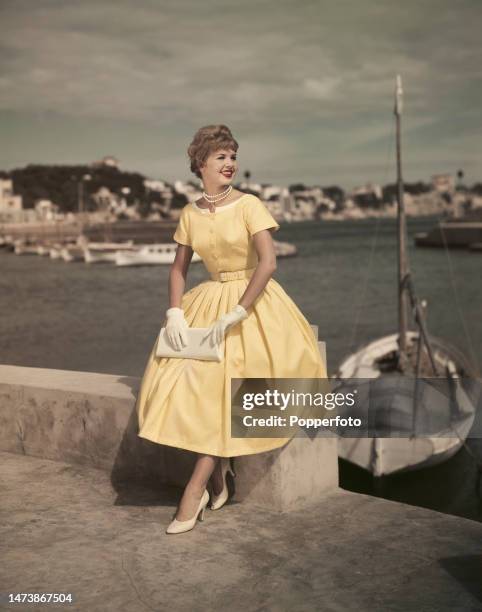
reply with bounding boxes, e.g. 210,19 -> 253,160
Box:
1,0 -> 481,190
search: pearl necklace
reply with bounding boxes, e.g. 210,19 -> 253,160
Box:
201,185 -> 233,213
202,185 -> 232,203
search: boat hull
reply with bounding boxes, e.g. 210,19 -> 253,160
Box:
414,220 -> 482,248
334,332 -> 480,476
115,246 -> 201,266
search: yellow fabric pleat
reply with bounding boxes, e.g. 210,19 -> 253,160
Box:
136,276 -> 327,457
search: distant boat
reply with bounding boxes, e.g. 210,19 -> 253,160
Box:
14,240 -> 38,255
49,243 -> 72,259
61,246 -> 85,262
13,239 -> 82,259
415,209 -> 482,249
2,236 -> 15,252
332,76 -> 480,478
83,241 -> 137,264
36,244 -> 53,256
49,244 -> 62,259
85,240 -> 135,249
114,238 -> 296,267
115,243 -> 202,266
274,240 -> 297,257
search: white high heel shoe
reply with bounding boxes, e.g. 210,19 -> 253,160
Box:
166,489 -> 210,534
210,458 -> 236,511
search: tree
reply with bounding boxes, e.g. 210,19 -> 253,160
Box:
321,185 -> 345,209
170,192 -> 188,209
3,164 -> 149,213
288,183 -> 306,192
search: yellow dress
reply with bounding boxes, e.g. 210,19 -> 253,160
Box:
136,193 -> 327,457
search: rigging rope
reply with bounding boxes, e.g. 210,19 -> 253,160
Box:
339,96 -> 482,501
439,220 -> 482,498
439,221 -> 481,376
345,112 -> 395,356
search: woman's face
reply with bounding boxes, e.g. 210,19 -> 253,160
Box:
199,148 -> 238,186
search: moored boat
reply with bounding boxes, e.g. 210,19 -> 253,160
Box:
332,75 -> 480,478
115,243 -> 202,266
83,241 -> 137,264
415,209 -> 482,249
468,242 -> 482,252
274,240 -> 297,257
14,240 -> 38,255
60,246 -> 85,262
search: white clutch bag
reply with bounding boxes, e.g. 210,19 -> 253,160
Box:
155,327 -> 224,362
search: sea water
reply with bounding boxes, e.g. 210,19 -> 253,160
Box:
1,214 -> 481,520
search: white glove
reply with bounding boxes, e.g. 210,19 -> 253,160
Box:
165,307 -> 189,351
204,304 -> 248,345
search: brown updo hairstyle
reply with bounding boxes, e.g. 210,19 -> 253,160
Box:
188,124 -> 239,180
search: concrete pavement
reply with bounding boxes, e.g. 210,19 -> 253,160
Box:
1,451 -> 481,612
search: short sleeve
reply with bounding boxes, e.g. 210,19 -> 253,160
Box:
243,196 -> 280,236
173,206 -> 191,246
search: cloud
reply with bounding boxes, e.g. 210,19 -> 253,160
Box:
0,0 -> 480,186
303,76 -> 342,100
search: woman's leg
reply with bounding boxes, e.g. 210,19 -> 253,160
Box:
209,457 -> 224,496
175,454 -> 219,521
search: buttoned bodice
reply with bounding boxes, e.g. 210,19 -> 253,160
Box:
173,194 -> 280,280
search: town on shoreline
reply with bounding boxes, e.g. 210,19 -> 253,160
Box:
1,156 -> 480,227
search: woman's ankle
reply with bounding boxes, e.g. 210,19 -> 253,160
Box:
210,464 -> 223,495
185,481 -> 206,498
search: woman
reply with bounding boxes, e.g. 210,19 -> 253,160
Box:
137,124 -> 327,534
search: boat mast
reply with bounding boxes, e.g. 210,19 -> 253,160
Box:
394,75 -> 409,361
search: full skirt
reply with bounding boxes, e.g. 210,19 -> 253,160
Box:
136,277 -> 327,457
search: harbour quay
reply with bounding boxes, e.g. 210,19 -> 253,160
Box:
0,219 -> 178,245
1,364 -> 482,611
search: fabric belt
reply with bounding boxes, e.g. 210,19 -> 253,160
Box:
211,267 -> 256,282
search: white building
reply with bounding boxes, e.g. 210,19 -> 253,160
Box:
173,180 -> 202,205
351,182 -> 383,200
262,185 -> 282,201
238,180 -> 263,193
262,197 -> 284,221
91,186 -> 120,212
144,179 -> 168,193
91,156 -> 120,169
290,197 -> 317,221
431,174 -> 454,194
279,187 -> 293,216
34,199 -> 60,221
0,178 -> 24,222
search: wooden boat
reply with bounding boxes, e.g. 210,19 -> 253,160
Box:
49,242 -> 76,259
468,242 -> 482,252
332,76 -> 480,478
0,236 -> 10,249
415,221 -> 482,249
13,240 -> 38,255
415,209 -> 482,249
36,243 -> 53,256
114,237 -> 295,267
82,241 -> 137,264
115,243 -> 202,266
49,245 -> 62,259
60,246 -> 85,262
274,240 -> 297,257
